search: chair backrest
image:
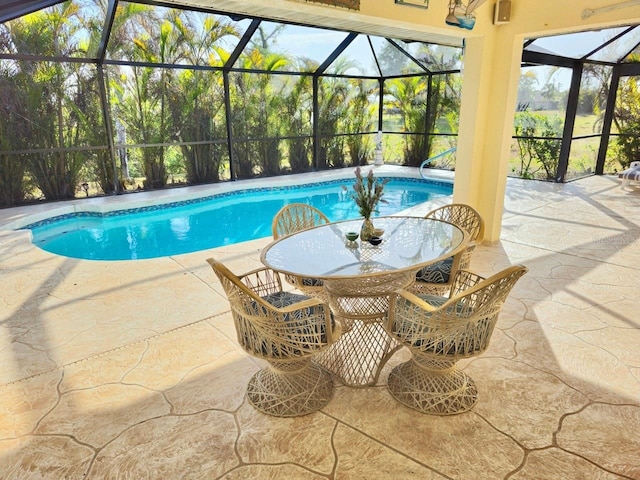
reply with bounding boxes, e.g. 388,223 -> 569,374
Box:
425,203 -> 484,242
272,203 -> 330,239
390,265 -> 527,358
208,257 -> 284,299
447,265 -> 527,318
207,258 -> 332,359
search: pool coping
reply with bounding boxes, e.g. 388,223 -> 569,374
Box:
0,165 -> 454,237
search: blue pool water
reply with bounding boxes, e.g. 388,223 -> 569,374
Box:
26,177 -> 452,261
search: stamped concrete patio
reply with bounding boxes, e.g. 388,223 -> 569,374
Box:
0,170 -> 639,479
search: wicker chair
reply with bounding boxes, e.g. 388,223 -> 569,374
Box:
412,203 -> 485,296
271,203 -> 331,297
272,203 -> 330,240
386,265 -> 527,415
207,258 -> 340,417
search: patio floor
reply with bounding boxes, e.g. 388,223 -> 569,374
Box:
1,171 -> 639,479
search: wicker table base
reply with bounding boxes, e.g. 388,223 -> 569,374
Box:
312,270 -> 414,387
314,319 -> 401,387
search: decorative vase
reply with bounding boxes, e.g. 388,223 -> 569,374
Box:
360,217 -> 375,241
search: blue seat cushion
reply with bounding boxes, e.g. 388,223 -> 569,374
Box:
393,293 -> 481,355
261,291 -> 333,329
415,257 -> 454,284
261,291 -> 310,308
416,293 -> 449,308
299,277 -> 324,287
241,291 -> 332,357
618,165 -> 640,180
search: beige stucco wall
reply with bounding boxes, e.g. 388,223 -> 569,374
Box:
172,0 -> 640,240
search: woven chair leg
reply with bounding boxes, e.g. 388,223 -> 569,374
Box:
387,356 -> 478,415
246,361 -> 334,417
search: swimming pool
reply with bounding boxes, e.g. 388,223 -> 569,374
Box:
25,176 -> 452,260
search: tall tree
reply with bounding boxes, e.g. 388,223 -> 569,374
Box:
116,6 -> 186,189
166,12 -> 238,184
230,46 -> 290,178
0,2 -> 101,200
385,44 -> 462,166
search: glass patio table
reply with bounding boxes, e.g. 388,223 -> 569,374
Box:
260,216 -> 467,387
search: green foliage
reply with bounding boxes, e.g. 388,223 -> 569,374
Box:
163,13 -> 237,184
282,73 -> 312,173
376,42 -> 409,74
514,111 -> 562,180
0,70 -> 30,206
72,74 -> 112,195
118,64 -> 167,189
0,4 -> 104,201
229,47 -> 291,178
317,72 -> 351,169
385,66 -> 461,167
385,75 -> 428,166
344,79 -> 376,166
0,3 -> 468,206
583,64 -> 612,118
613,77 -> 640,169
120,15 -> 179,189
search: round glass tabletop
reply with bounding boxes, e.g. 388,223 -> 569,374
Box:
261,216 -> 466,279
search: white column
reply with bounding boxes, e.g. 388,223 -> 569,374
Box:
453,32 -> 523,242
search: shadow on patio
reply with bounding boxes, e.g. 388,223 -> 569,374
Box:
0,174 -> 638,479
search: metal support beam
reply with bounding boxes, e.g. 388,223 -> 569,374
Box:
378,78 -> 384,133
556,62 -> 583,182
220,18 -> 260,180
313,76 -> 320,170
596,67 -> 621,174
225,19 -> 260,69
369,36 -> 383,77
223,70 -> 235,180
425,73 -> 434,157
97,65 -> 120,194
387,38 -> 431,74
97,0 -> 118,63
310,30 -> 350,171
522,50 -> 576,69
0,0 -> 65,23
316,33 -> 357,75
